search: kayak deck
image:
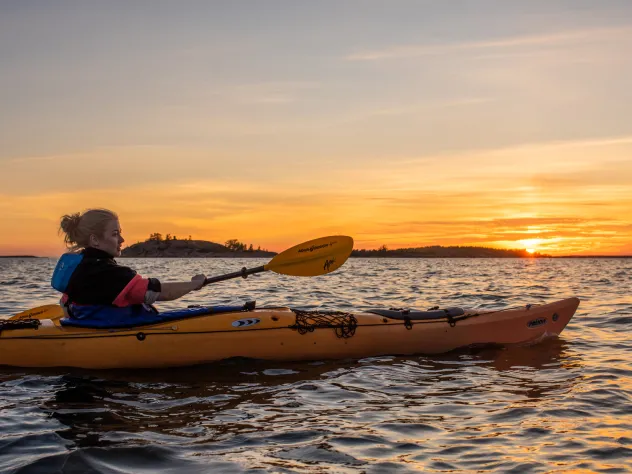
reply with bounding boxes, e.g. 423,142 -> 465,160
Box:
0,298 -> 580,369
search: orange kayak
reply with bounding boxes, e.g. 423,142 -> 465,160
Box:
0,298 -> 579,369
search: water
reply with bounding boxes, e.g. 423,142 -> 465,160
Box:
0,257 -> 630,473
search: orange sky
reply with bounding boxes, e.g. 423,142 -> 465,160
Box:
1,3 -> 632,256
2,136 -> 631,256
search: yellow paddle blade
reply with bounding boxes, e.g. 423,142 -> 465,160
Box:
265,235 -> 354,276
9,304 -> 64,321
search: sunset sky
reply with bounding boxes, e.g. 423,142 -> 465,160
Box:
1,1 -> 632,256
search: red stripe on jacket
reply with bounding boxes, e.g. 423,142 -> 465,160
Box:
112,274 -> 150,307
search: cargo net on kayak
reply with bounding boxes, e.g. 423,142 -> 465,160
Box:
290,310 -> 358,339
0,319 -> 40,333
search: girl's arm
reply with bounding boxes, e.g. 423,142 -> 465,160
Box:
157,275 -> 206,302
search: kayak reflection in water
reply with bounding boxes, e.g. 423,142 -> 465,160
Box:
54,208 -> 206,323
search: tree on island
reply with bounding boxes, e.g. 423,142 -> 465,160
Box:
225,239 -> 269,252
225,239 -> 246,251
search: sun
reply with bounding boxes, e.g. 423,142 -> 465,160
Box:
519,239 -> 543,254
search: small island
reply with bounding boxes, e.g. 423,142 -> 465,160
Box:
121,234 -> 276,258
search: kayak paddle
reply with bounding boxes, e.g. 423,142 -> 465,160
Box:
7,235 -> 354,322
203,235 -> 354,284
9,304 -> 64,321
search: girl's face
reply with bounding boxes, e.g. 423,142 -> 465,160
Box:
91,219 -> 125,257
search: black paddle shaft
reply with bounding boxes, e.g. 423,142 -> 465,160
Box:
203,265 -> 266,286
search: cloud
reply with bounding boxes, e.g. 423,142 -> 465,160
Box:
343,97 -> 495,123
345,27 -> 632,61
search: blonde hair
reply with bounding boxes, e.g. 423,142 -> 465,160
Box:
59,209 -> 119,251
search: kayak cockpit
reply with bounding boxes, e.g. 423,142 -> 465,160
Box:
59,302 -> 257,329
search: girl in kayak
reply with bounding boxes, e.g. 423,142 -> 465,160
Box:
55,208 -> 205,321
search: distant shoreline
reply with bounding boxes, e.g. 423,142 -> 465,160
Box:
550,255 -> 632,259
0,255 -> 40,258
3,242 -> 632,260
1,254 -> 630,259
350,255 -> 632,259
350,247 -> 632,258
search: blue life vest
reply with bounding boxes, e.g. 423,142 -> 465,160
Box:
51,253 -> 84,292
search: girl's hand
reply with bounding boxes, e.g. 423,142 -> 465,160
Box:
191,274 -> 207,290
